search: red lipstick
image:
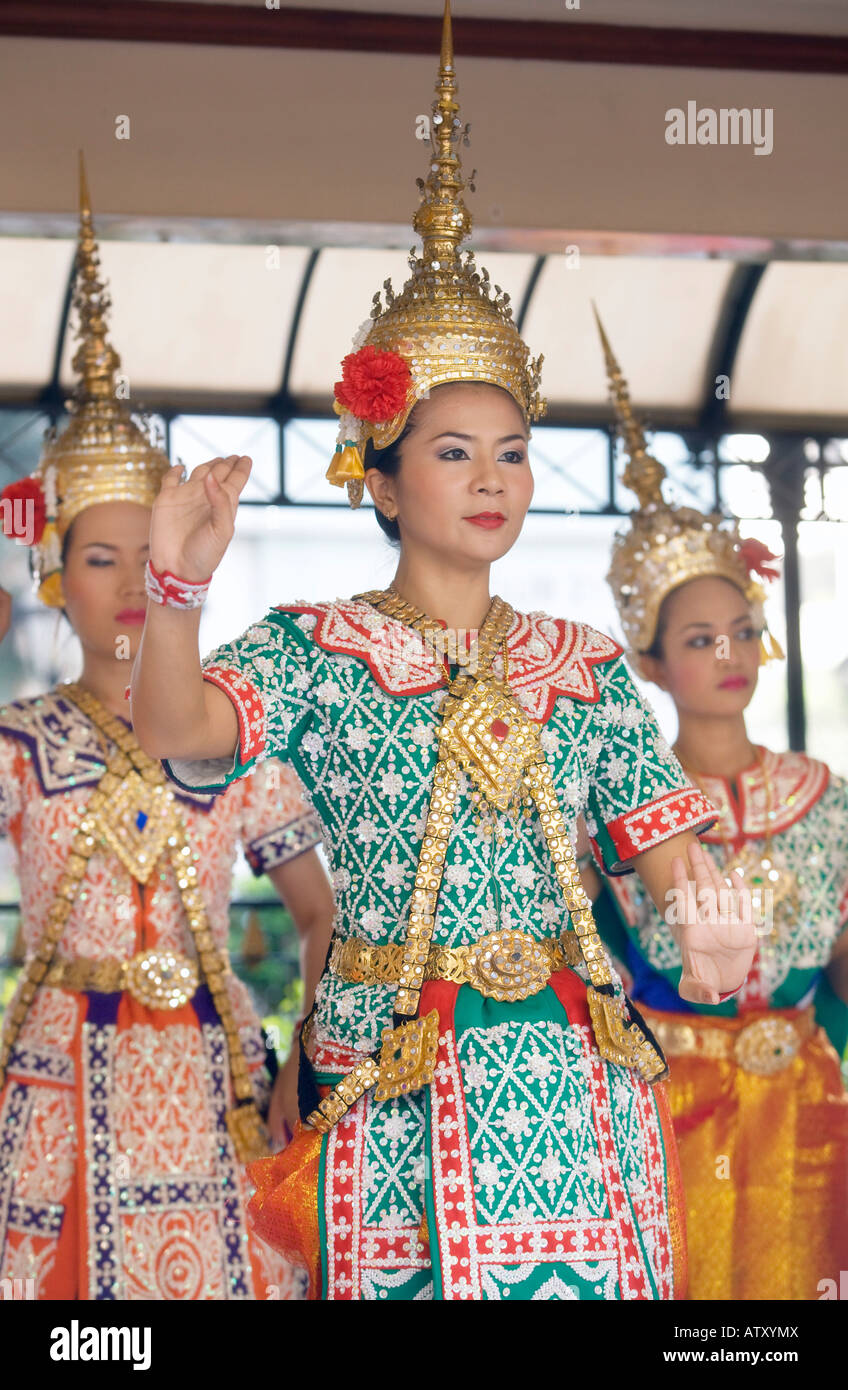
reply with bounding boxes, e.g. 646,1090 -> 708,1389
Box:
116,609 -> 146,625
464,512 -> 506,530
718,675 -> 749,690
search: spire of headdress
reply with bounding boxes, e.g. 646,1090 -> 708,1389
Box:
592,303 -> 665,510
17,156 -> 173,607
412,0 -> 473,268
328,0 -> 545,504
72,151 -> 122,403
598,308 -> 783,662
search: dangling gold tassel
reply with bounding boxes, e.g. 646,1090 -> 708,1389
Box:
759,627 -> 785,665
326,442 -> 365,488
242,910 -> 267,965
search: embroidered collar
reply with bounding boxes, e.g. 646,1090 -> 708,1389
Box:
276,598 -> 622,722
0,688 -> 217,810
697,746 -> 829,845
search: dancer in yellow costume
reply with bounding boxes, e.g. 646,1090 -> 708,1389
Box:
0,164 -> 334,1299
591,313 -> 848,1301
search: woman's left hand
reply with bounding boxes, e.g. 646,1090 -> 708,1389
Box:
267,1047 -> 300,1150
671,841 -> 757,1005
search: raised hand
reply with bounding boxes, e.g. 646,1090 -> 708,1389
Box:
149,455 -> 252,582
671,841 -> 756,1005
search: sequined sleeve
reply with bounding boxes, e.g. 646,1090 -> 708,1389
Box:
239,757 -> 323,875
163,609 -> 320,794
584,655 -> 716,874
0,731 -> 23,841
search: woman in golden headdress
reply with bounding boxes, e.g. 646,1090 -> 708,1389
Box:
590,314 -> 848,1301
0,166 -> 334,1300
130,2 -> 757,1301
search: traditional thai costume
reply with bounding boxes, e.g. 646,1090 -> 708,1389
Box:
593,315 -> 848,1300
163,4 -> 718,1301
0,171 -> 323,1300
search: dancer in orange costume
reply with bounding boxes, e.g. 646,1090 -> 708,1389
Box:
0,166 -> 334,1300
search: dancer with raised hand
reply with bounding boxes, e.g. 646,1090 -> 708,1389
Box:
132,2 -> 755,1301
590,310 -> 848,1300
0,165 -> 334,1300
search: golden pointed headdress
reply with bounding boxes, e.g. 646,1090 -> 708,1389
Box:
0,156 -> 172,607
327,0 -> 546,506
596,307 -> 783,664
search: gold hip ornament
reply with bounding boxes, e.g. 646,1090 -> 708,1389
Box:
124,949 -> 200,1011
733,1016 -> 802,1076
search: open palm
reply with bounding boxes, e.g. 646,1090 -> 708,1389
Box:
674,842 -> 757,1005
150,455 -> 253,581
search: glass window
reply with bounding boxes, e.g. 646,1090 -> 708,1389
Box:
718,464 -> 773,520
170,416 -> 280,502
799,521 -> 848,776
527,429 -> 609,513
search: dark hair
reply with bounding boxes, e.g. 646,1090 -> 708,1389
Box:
642,592 -> 671,661
363,414 -> 418,546
60,518 -> 75,568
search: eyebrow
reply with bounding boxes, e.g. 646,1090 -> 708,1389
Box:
81,542 -> 150,551
427,432 -> 527,444
680,615 -> 751,632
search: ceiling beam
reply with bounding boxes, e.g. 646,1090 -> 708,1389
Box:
2,2 -> 848,75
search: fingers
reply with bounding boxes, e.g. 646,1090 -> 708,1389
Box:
670,855 -> 695,931
159,457 -> 246,496
686,839 -> 717,896
679,974 -> 720,1007
157,462 -> 186,493
215,454 -> 253,500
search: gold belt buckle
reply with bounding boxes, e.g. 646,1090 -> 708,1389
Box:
465,929 -> 551,1002
123,949 -> 200,1011
734,1016 -> 801,1076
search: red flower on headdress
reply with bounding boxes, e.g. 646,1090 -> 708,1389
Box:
0,477 -> 46,545
334,345 -> 413,423
739,536 -> 781,582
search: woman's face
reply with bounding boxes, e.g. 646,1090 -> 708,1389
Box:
61,501 -> 151,660
639,575 -> 761,718
364,382 -> 534,569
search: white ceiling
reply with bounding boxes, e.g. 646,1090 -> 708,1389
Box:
150,0 -> 848,36
6,235 -> 848,430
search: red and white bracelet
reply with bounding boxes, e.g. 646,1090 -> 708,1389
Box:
145,558 -> 212,609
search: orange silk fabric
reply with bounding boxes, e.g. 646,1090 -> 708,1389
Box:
248,1121 -> 323,1300
643,1007 -> 848,1300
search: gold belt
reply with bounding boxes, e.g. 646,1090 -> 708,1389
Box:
329,929 -> 582,1003
42,949 -> 206,1011
646,1007 -> 814,1078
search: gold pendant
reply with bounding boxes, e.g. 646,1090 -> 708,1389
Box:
374,1011 -> 439,1102
226,1102 -> 272,1163
438,678 -> 540,813
89,770 -> 178,884
725,845 -> 797,932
